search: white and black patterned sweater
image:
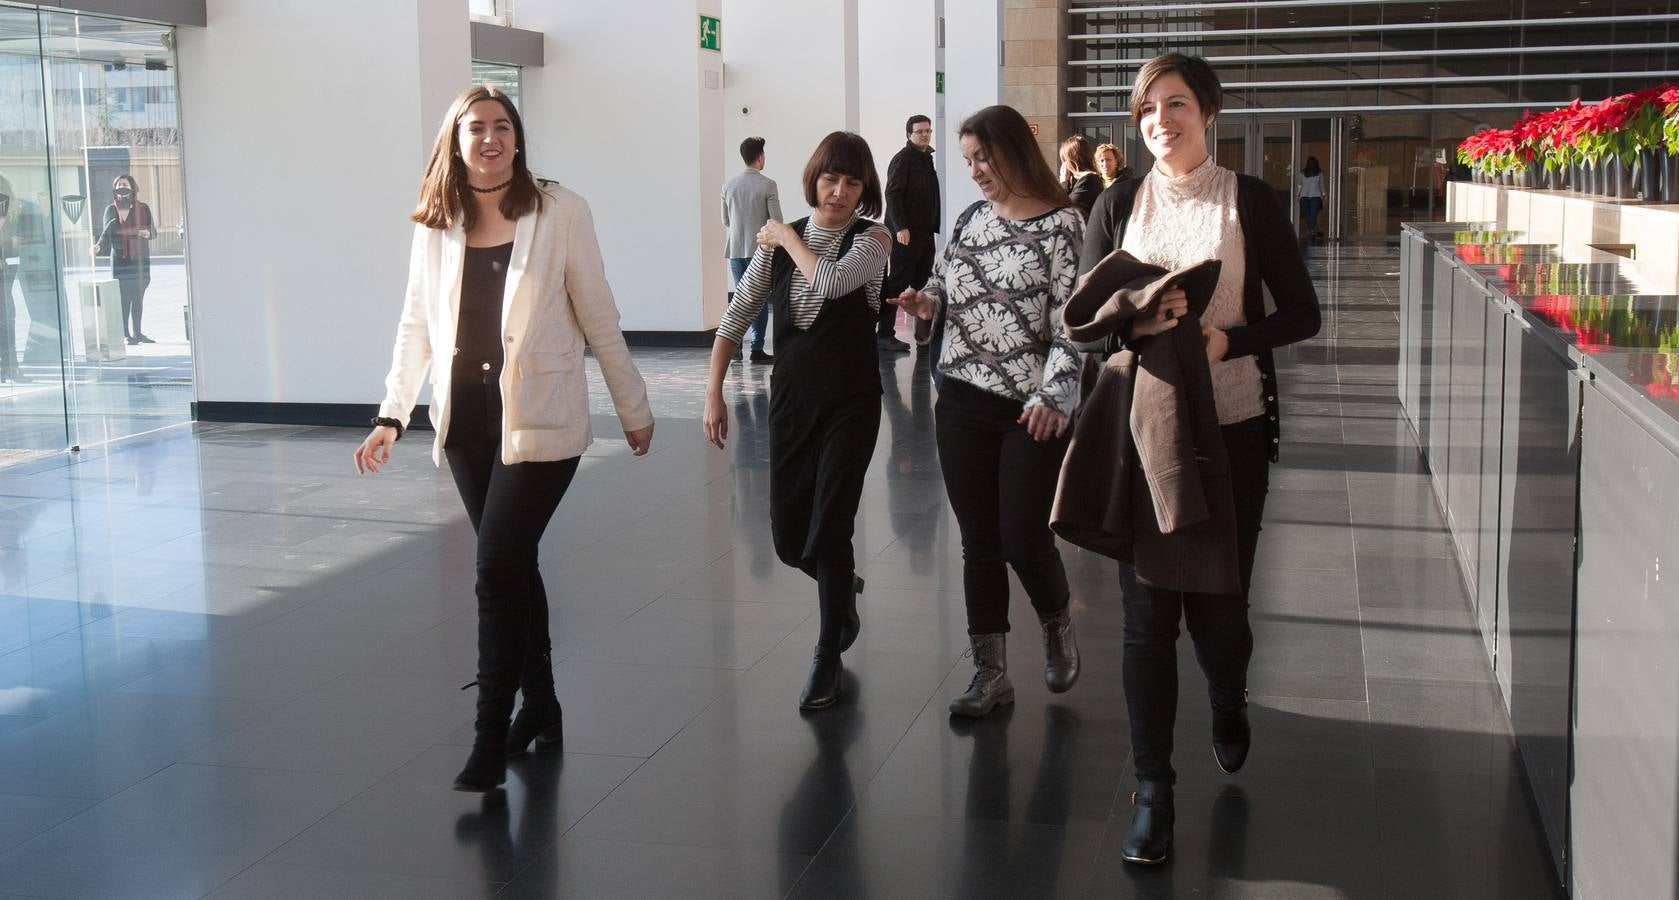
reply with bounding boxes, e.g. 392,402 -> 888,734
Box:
925,203 -> 1085,416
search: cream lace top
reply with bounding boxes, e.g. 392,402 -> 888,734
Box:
1121,157 -> 1266,425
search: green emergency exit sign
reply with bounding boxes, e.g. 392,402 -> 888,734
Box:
699,15 -> 720,51
936,71 -> 944,93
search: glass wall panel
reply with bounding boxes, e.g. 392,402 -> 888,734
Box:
471,61 -> 521,108
40,9 -> 192,448
0,2 -> 191,462
0,6 -> 70,459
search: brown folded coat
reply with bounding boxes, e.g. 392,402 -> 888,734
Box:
1050,250 -> 1242,595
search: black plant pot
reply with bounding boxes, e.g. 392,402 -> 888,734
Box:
1665,154 -> 1679,205
1609,158 -> 1629,199
1635,149 -> 1659,202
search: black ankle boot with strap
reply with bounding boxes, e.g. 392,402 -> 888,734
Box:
1120,779 -> 1174,865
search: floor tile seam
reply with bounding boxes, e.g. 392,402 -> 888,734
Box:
203,744 -> 440,887
1326,314 -> 1376,718
196,862 -> 508,899
551,753 -> 659,853
0,756 -> 184,832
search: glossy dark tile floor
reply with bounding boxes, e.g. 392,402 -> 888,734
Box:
0,245 -> 1563,898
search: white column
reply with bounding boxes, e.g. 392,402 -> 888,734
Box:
721,0 -> 860,224
859,0 -> 938,203
178,0 -> 470,407
518,0 -> 726,331
942,0 -> 1002,228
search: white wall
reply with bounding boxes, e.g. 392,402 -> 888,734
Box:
179,0 -> 470,406
941,0 -> 1002,229
721,0 -> 858,224
517,0 -> 725,331
859,0 -> 938,210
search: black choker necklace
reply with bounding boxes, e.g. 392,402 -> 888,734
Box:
470,179 -> 512,194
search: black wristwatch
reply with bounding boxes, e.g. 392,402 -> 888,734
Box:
371,416 -> 404,440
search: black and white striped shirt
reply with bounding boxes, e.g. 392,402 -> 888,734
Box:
716,215 -> 890,345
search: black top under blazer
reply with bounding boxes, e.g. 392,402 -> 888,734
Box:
1077,173 -> 1322,462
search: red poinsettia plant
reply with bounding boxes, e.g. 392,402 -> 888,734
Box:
1459,82 -> 1678,178
1456,128 -> 1519,177
1662,84 -> 1679,155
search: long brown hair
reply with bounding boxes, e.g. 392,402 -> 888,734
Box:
412,86 -> 543,231
958,106 -> 1070,208
1060,135 -> 1097,175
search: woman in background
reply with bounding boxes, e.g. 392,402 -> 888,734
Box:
92,174 -> 155,345
1095,142 -> 1134,187
1059,135 -> 1106,217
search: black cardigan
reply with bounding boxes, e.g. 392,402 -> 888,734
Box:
1077,173 -> 1321,461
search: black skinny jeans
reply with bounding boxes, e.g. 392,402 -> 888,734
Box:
1121,416 -> 1270,784
443,370 -> 579,732
935,377 -> 1072,635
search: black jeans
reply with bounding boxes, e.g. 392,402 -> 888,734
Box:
935,378 -> 1071,635
115,266 -> 149,339
879,233 -> 935,339
1121,416 -> 1270,783
443,371 -> 580,733
0,266 -> 16,373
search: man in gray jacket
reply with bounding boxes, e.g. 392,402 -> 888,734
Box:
722,136 -> 781,363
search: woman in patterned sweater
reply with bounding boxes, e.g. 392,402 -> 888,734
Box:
894,105 -> 1086,718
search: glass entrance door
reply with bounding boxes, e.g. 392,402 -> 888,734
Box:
0,3 -> 193,462
0,6 -> 71,461
1212,116 -> 1345,245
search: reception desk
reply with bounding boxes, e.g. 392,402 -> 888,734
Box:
1401,194 -> 1679,898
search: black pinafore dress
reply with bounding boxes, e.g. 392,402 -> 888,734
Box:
765,217 -> 884,571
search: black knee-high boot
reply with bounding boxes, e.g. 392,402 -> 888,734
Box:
508,566 -> 563,755
455,556 -> 528,791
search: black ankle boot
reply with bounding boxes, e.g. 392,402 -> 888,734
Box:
1213,690 -> 1251,775
1038,606 -> 1080,694
454,729 -> 509,791
1120,779 -> 1174,865
799,650 -> 843,710
508,651 -> 563,756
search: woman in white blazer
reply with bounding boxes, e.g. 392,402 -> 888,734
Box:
354,86 -> 654,792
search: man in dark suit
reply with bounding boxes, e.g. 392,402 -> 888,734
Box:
879,115 -> 939,353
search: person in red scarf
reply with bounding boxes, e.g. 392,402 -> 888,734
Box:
91,174 -> 156,345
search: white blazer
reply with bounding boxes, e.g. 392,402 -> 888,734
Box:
379,181 -> 653,466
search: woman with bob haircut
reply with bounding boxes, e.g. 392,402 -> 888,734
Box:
1059,135 -> 1106,217
893,104 -> 1087,718
1078,53 -> 1320,864
355,85 -> 655,792
703,131 -> 891,711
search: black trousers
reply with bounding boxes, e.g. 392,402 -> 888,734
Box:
934,378 -> 1071,635
878,233 -> 935,339
770,392 -> 880,650
0,266 -> 16,372
1120,416 -> 1270,783
115,265 -> 149,338
443,372 -> 580,732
